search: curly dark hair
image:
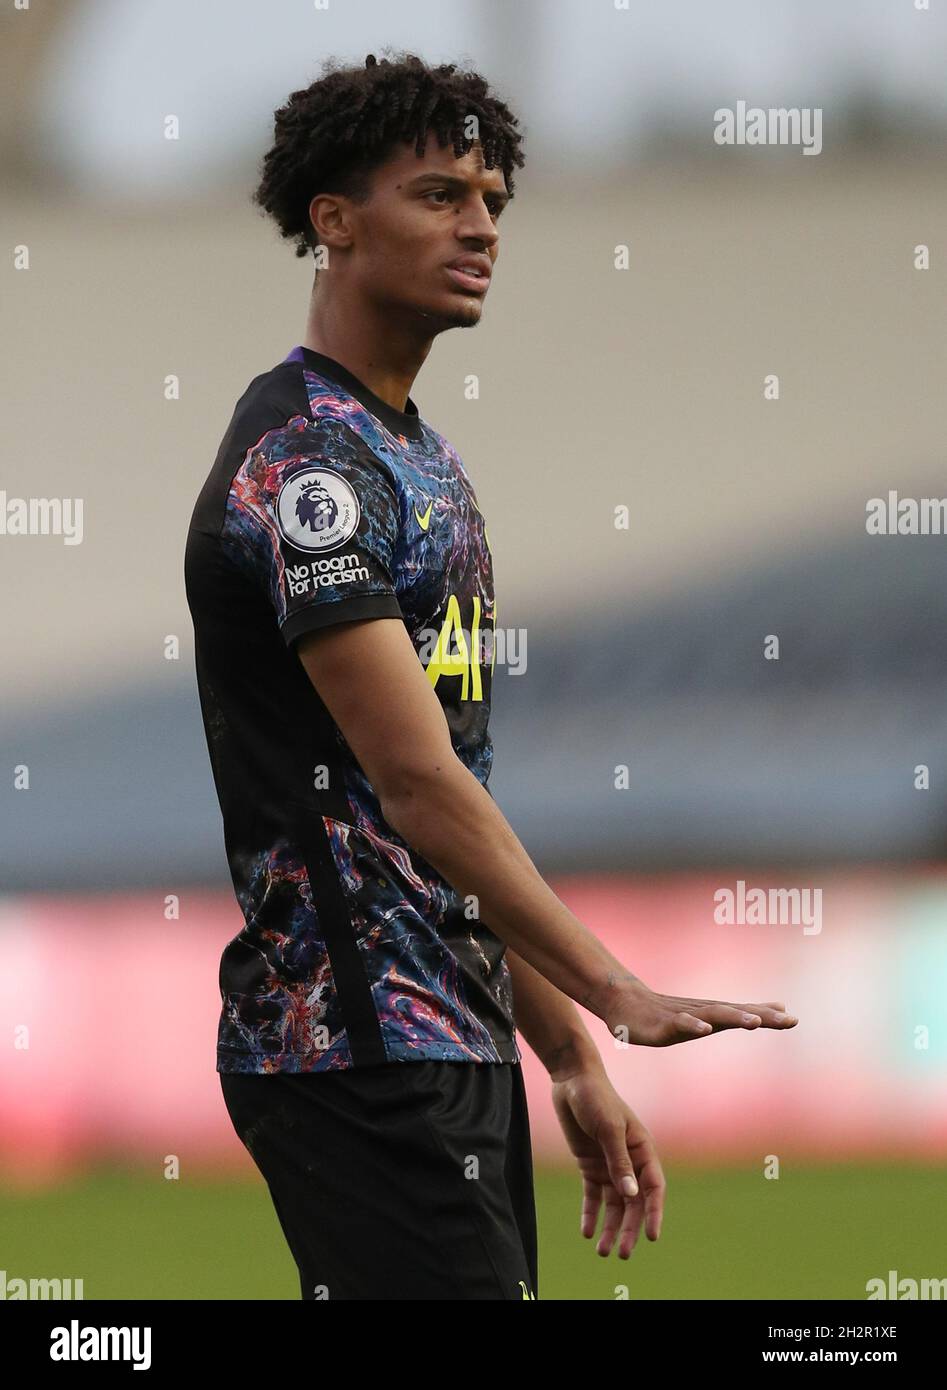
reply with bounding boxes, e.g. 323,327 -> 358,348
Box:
252,50 -> 526,259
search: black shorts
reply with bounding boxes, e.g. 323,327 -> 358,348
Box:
220,1059 -> 538,1300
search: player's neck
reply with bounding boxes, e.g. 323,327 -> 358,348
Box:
302,297 -> 431,417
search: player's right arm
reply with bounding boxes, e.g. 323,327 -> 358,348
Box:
295,616 -> 798,1048
227,427 -> 797,1048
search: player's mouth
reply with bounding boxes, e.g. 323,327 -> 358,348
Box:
444,255 -> 492,295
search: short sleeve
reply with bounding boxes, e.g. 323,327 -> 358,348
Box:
223,420 -> 404,646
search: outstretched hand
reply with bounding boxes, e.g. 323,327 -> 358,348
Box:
603,978 -> 798,1047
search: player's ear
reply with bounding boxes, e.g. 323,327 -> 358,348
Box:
308,192 -> 355,254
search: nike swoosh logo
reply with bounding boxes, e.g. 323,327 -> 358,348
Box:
414,499 -> 434,531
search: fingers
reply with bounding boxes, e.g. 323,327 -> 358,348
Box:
592,1121 -> 639,1256
740,1001 -> 798,1027
599,1121 -> 638,1203
681,997 -> 786,1012
580,1177 -> 602,1240
594,1167 -> 661,1257
670,1000 -> 798,1043
630,1147 -> 666,1242
687,1002 -> 764,1029
682,997 -> 798,1027
595,1183 -> 649,1257
674,1011 -> 715,1038
592,1126 -> 667,1258
617,1193 -> 645,1258
596,1184 -> 625,1257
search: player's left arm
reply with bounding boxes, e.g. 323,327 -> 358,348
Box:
507,949 -> 666,1257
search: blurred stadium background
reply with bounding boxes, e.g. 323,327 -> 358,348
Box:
2,0 -> 946,1300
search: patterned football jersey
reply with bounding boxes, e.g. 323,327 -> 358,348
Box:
185,346 -> 520,1072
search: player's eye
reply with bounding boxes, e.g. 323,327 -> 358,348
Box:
424,188 -> 504,220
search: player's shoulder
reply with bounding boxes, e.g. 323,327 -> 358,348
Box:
194,362 -> 361,526
226,358 -> 314,462
187,359 -> 310,538
230,358 -> 406,479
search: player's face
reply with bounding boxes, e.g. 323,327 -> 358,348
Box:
350,139 -> 509,331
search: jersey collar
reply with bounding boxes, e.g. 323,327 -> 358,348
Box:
286,345 -> 424,442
